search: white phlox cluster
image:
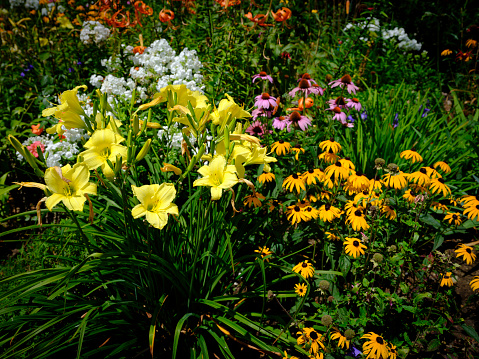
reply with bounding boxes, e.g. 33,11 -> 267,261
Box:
80,21 -> 111,46
90,39 -> 204,104
344,18 -> 422,51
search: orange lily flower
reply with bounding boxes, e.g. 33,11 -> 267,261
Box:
31,124 -> 43,135
215,0 -> 241,8
271,7 -> 291,22
159,9 -> 174,22
245,12 -> 271,27
134,1 -> 153,15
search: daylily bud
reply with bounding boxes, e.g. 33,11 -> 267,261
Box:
135,139 -> 152,163
160,163 -> 182,175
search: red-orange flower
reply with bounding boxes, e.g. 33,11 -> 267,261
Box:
245,12 -> 272,27
134,1 -> 153,15
159,9 -> 175,22
215,0 -> 241,8
133,46 -> 146,54
271,7 -> 291,22
31,124 -> 43,135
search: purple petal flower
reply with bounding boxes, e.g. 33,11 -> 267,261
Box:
68,67 -> 74,73
346,97 -> 362,111
252,71 -> 273,83
360,110 -> 368,120
328,96 -> 347,109
20,72 -> 25,77
346,345 -> 362,358
327,106 -> 347,123
393,113 -> 399,128
289,78 -> 323,97
272,116 -> 291,131
347,115 -> 355,123
421,107 -> 430,117
287,111 -> 311,131
254,93 -> 277,110
329,74 -> 359,94
246,120 -> 271,137
252,108 -> 273,120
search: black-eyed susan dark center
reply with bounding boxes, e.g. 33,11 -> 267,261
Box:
354,210 -> 362,216
294,206 -> 300,212
466,248 -> 472,254
420,168 -> 427,174
376,336 -> 384,344
353,240 -> 359,247
292,174 -> 299,179
310,331 -> 319,340
302,262 -> 308,268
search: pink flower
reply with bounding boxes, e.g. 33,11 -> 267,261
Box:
327,96 -> 347,110
252,71 -> 273,83
272,116 -> 291,131
327,106 -> 347,123
27,141 -> 45,158
246,120 -> 271,137
287,111 -> 311,131
254,93 -> 277,110
252,108 -> 273,120
289,78 -> 323,97
329,74 -> 359,94
346,97 -> 362,111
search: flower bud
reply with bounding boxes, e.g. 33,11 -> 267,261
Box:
321,314 -> 333,326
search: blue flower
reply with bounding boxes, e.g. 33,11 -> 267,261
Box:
20,72 -> 25,77
360,110 -> 367,120
346,345 -> 362,358
393,113 -> 399,128
347,115 -> 355,123
68,67 -> 74,73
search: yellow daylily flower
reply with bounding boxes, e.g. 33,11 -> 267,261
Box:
161,163 -> 182,175
171,104 -> 212,137
193,155 -> 239,200
79,128 -> 128,178
235,143 -> 277,178
210,94 -> 251,129
131,183 -> 179,230
43,85 -> 88,134
44,163 -> 97,211
156,84 -> 208,109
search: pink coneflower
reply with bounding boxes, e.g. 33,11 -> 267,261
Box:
272,116 -> 291,131
297,73 -> 317,84
289,78 -> 323,97
327,96 -> 347,109
287,111 -> 311,131
346,97 -> 362,111
246,120 -> 271,137
254,93 -> 277,110
252,108 -> 273,120
252,71 -> 273,83
329,74 -> 359,94
327,106 -> 347,123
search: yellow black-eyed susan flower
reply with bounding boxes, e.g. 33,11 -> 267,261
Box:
382,171 -> 408,190
444,212 -> 462,226
440,272 -> 454,287
318,190 -> 332,200
271,140 -> 291,156
470,276 -> 479,292
449,197 -> 458,206
325,231 -> 340,241
297,327 -> 326,354
369,176 -> 383,193
431,201 -> 448,212
354,190 -> 380,207
287,205 -> 308,224
243,192 -> 265,208
407,167 -> 431,187
294,283 -> 308,297
464,204 -> 479,221
429,177 -> 451,198
348,171 -> 370,192
304,206 -> 319,219
343,181 -> 359,195
325,161 -> 350,181
425,166 -> 441,179
361,332 -> 389,359
345,200 -> 364,216
330,328 -> 350,349
382,204 -> 397,220
346,209 -> 370,231
454,244 -> 476,265
318,203 -> 341,222
318,149 -> 340,164
403,189 -> 417,203
434,161 -> 451,174
320,175 -> 336,189
302,168 -> 324,185
319,138 -> 341,154
388,344 -> 398,359
291,145 -> 305,160
258,172 -> 275,184
293,260 -> 315,278
296,199 -> 310,208
339,157 -> 355,170
282,350 -> 299,359
344,237 -> 367,258
268,199 -> 280,212
400,149 -> 423,163
283,173 -> 306,193
466,39 -> 477,48
462,195 -> 479,206
255,246 -> 273,261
